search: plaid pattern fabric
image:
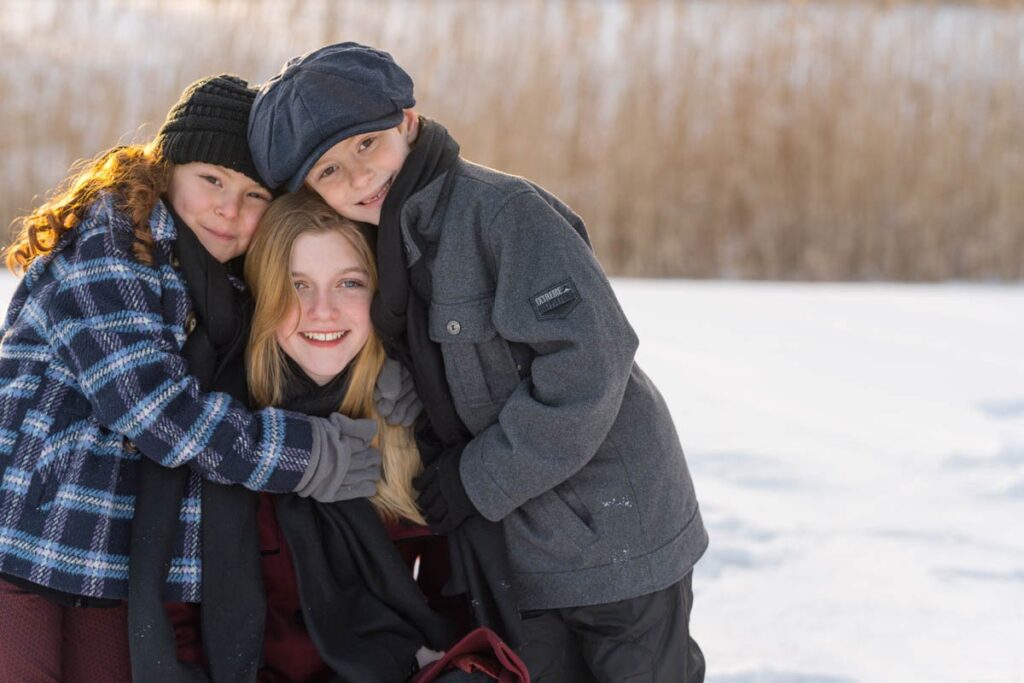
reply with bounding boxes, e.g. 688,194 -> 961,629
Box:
0,195 -> 313,601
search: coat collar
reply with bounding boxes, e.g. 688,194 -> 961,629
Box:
149,198 -> 178,244
398,162 -> 458,268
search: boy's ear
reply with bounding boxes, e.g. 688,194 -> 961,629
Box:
400,109 -> 419,144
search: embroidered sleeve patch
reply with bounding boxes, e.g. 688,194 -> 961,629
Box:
531,278 -> 581,321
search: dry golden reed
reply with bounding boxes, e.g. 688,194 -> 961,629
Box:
1,0 -> 1021,281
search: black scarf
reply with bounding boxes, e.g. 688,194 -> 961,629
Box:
278,354 -> 352,415
271,364 -> 456,682
128,211 -> 264,683
371,119 -> 525,648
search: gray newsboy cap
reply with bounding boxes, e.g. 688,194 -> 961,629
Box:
248,42 -> 415,192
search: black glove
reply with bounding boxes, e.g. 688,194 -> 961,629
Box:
413,447 -> 478,534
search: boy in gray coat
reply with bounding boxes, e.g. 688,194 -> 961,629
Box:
248,42 -> 708,682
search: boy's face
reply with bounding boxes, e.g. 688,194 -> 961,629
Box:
304,109 -> 417,226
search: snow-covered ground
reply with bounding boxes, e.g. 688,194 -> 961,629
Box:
614,280 -> 1024,683
2,274 -> 1022,682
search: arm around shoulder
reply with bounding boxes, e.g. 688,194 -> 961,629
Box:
43,208 -> 313,493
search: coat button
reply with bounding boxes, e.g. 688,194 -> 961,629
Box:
185,312 -> 197,335
446,320 -> 461,335
124,439 -> 139,454
170,255 -> 181,269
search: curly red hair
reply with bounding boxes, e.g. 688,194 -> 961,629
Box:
5,141 -> 172,274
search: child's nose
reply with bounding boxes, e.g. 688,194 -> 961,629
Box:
350,165 -> 373,189
216,193 -> 241,220
308,290 -> 340,319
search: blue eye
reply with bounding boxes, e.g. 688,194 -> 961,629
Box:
339,279 -> 364,289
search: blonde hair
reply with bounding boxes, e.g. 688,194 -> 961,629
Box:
5,143 -> 169,274
245,190 -> 425,525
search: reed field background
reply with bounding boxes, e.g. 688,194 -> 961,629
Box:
1,0 -> 1022,281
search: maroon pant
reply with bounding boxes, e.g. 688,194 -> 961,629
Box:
0,578 -> 132,682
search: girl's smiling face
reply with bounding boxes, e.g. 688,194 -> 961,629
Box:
167,162 -> 272,262
275,230 -> 373,385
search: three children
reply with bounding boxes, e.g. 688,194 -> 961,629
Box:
0,42 -> 708,681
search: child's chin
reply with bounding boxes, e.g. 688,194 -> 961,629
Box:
346,206 -> 380,226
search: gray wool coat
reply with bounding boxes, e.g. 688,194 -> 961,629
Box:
401,160 -> 707,610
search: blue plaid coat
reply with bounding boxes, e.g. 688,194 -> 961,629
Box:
0,195 -> 313,602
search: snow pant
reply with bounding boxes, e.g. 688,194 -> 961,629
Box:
0,577 -> 133,683
515,571 -> 704,683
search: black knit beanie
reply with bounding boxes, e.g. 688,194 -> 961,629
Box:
156,74 -> 263,186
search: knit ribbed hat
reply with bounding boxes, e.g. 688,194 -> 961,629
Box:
157,74 -> 263,185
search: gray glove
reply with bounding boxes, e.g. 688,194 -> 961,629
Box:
373,358 -> 423,427
296,413 -> 382,502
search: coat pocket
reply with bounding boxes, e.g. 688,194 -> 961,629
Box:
31,415 -> 121,510
29,418 -> 85,508
512,480 -> 600,558
429,296 -> 521,408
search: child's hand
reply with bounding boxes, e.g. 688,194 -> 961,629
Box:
413,447 -> 478,534
374,358 -> 423,427
297,414 -> 382,502
415,645 -> 445,668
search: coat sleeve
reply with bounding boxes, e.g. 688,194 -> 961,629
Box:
458,189 -> 639,521
43,210 -> 313,493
